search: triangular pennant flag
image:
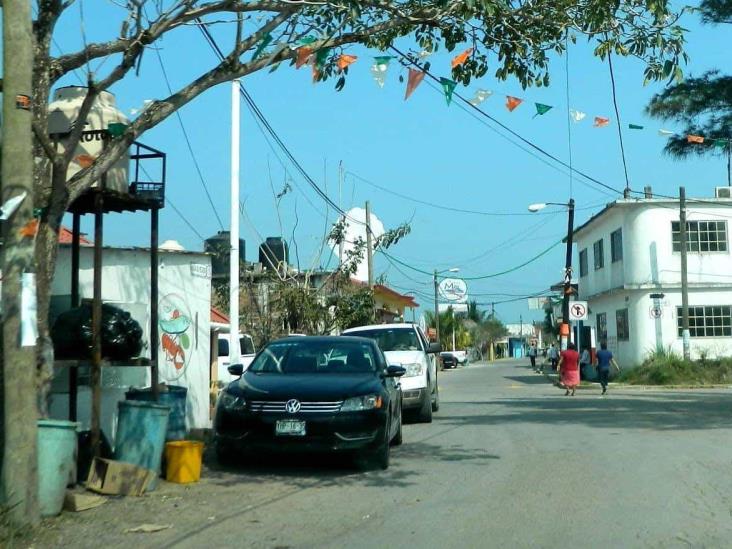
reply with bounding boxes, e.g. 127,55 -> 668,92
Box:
505,96 -> 523,112
311,64 -> 320,83
18,218 -> 39,238
374,55 -> 393,66
337,54 -> 357,71
295,46 -> 313,68
0,192 -> 27,221
296,36 -> 317,47
370,63 -> 388,88
533,103 -> 553,117
687,134 -> 705,144
451,48 -> 473,69
468,89 -> 492,106
714,139 -> 729,149
658,129 -> 674,136
404,68 -> 426,100
628,124 -> 644,130
252,33 -> 273,60
593,116 -> 610,127
418,50 -> 433,59
314,48 -> 330,68
569,109 -> 586,123
440,77 -> 457,106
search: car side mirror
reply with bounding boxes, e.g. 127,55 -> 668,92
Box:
385,365 -> 406,378
227,363 -> 244,377
427,342 -> 442,354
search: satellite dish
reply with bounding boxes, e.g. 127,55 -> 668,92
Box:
329,207 -> 384,282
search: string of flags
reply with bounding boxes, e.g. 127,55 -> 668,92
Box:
280,37 -> 732,147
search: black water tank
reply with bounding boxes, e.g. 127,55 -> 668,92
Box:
259,237 -> 289,269
204,231 -> 245,278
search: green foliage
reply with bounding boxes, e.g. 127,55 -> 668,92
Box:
616,347 -> 732,385
330,287 -> 376,330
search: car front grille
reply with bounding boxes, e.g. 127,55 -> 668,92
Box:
249,400 -> 344,413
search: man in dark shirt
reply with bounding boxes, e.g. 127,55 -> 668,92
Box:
594,342 -> 620,395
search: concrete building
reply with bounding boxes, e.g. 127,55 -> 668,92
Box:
573,193 -> 732,367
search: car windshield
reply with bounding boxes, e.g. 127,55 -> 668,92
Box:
349,328 -> 421,352
247,339 -> 378,374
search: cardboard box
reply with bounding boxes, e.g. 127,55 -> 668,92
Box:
86,457 -> 156,496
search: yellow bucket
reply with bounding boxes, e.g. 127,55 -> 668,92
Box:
164,440 -> 204,484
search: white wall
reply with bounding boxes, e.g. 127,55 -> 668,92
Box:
50,246 -> 212,436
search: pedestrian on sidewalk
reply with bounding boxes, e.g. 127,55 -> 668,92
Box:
594,342 -> 620,395
528,343 -> 538,371
548,343 -> 559,371
579,347 -> 591,380
558,342 -> 580,396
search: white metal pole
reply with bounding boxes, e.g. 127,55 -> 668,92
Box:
229,79 -> 241,365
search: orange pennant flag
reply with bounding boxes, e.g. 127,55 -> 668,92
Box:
687,134 -> 705,144
505,96 -> 523,112
295,46 -> 313,69
312,64 -> 320,83
74,153 -> 95,168
404,68 -> 426,100
18,218 -> 39,238
451,48 -> 473,69
337,54 -> 357,71
593,116 -> 610,127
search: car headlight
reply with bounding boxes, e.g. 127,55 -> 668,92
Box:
340,394 -> 383,412
218,391 -> 246,410
403,362 -> 425,377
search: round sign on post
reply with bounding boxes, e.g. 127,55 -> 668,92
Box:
649,306 -> 663,319
438,278 -> 468,303
568,301 -> 588,321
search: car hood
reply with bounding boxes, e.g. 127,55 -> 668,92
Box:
383,350 -> 425,366
228,372 -> 383,401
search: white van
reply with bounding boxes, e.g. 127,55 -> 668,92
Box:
217,333 -> 256,383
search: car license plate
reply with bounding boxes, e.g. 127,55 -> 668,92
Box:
275,419 -> 306,436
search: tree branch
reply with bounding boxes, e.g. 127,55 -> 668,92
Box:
32,122 -> 59,163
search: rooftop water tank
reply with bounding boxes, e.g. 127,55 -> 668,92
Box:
259,237 -> 289,270
47,86 -> 129,193
204,231 -> 245,278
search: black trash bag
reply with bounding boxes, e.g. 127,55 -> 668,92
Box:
76,429 -> 113,483
52,303 -> 144,360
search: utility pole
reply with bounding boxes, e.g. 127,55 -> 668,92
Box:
679,186 -> 690,360
229,80 -> 241,366
560,198 -> 576,350
338,162 -> 344,264
433,270 -> 440,346
365,201 -> 374,288
2,0 -> 39,525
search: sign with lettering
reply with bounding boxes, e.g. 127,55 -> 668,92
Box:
438,278 -> 468,303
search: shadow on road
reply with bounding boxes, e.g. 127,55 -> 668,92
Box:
503,375 -> 553,385
441,392 -> 732,431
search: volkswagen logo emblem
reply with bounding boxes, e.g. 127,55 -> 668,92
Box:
285,399 -> 301,414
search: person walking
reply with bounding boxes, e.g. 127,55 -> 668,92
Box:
528,343 -> 538,371
594,342 -> 620,395
579,347 -> 591,380
558,342 -> 580,396
548,344 -> 559,371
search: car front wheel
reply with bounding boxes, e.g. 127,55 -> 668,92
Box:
417,388 -> 433,423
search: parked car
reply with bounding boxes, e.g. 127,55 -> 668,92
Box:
342,323 -> 441,423
214,336 -> 405,470
217,333 -> 256,383
440,352 -> 458,369
452,350 -> 469,365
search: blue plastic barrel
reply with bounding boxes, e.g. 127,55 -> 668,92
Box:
38,419 -> 78,516
114,400 -> 170,490
126,385 -> 188,441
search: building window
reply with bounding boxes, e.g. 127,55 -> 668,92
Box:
579,249 -> 588,277
672,221 -> 728,252
611,229 -> 623,262
593,239 -> 604,270
677,306 -> 732,337
596,312 -> 608,343
616,309 -> 629,341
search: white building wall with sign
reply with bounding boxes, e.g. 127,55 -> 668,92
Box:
575,197 -> 732,367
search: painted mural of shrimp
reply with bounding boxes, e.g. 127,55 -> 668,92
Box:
161,333 -> 186,370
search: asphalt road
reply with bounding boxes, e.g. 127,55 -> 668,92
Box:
31,359 -> 732,548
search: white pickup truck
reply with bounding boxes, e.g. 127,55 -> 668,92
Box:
216,333 -> 256,383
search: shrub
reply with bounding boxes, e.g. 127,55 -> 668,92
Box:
617,348 -> 732,385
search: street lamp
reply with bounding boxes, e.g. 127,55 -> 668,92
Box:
433,267 -> 460,348
528,199 -> 576,350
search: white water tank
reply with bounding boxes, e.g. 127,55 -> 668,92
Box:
47,86 -> 129,193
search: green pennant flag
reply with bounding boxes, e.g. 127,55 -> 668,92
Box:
533,103 -> 553,117
315,48 -> 330,68
715,139 -> 729,149
629,123 -> 644,130
107,122 -> 127,137
440,77 -> 457,106
373,55 -> 393,66
252,33 -> 273,60
297,36 -> 317,46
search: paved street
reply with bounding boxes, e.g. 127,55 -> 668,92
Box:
34,359 -> 732,548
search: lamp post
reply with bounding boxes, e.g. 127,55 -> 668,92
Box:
529,199 -> 576,350
433,267 -> 460,347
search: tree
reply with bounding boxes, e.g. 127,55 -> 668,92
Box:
3,0 -> 690,526
646,1 -> 731,159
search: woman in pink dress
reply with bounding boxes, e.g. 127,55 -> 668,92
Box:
558,343 -> 580,396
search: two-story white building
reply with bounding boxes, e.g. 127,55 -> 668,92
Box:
573,191 -> 732,367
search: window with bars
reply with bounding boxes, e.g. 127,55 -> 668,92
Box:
611,229 -> 623,262
677,306 -> 732,337
579,249 -> 588,277
616,309 -> 629,340
671,220 -> 728,252
593,239 -> 604,270
596,312 -> 608,342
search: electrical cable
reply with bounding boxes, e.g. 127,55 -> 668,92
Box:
607,51 -> 631,194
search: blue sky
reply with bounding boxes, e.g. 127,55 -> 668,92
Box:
49,2 -> 729,325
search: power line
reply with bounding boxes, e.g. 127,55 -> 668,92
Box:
607,51 -> 631,194
167,197 -> 206,242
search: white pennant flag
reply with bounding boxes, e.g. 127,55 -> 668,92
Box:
469,89 -> 493,106
569,109 -> 587,123
418,50 -> 433,59
370,63 -> 388,88
658,129 -> 674,136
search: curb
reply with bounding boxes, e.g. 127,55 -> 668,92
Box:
536,370 -> 732,391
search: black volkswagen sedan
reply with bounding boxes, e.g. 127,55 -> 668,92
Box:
214,336 -> 405,469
